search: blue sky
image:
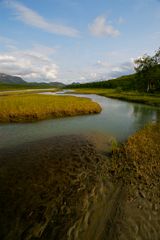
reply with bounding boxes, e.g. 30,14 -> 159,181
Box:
0,0 -> 160,83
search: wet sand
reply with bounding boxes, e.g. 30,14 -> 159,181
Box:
0,134 -> 159,240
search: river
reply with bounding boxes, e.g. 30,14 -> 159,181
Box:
0,91 -> 159,149
0,91 -> 160,240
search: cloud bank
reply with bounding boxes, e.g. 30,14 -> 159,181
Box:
77,60 -> 134,83
0,45 -> 59,82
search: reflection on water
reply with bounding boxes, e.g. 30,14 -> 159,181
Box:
133,104 -> 156,120
0,92 -> 159,149
132,104 -> 159,127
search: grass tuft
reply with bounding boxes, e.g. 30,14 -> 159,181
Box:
110,123 -> 160,197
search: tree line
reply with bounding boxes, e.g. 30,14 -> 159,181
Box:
67,48 -> 160,92
134,48 -> 160,92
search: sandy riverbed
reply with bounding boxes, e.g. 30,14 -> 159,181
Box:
0,134 -> 159,240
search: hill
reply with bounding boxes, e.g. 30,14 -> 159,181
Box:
67,65 -> 160,92
0,73 -> 65,90
28,81 -> 65,88
0,73 -> 26,85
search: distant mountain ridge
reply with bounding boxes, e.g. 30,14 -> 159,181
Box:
0,73 -> 26,84
0,73 -> 65,88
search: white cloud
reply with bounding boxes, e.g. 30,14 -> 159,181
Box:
5,0 -> 80,37
96,60 -> 134,78
41,55 -> 134,83
89,16 -> 120,37
0,46 -> 59,82
57,59 -> 134,84
75,60 -> 134,83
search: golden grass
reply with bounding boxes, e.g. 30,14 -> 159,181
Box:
0,94 -> 101,122
110,123 -> 160,192
0,88 -> 57,96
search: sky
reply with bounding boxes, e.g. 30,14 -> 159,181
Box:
0,0 -> 160,83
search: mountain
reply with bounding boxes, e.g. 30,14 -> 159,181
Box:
28,81 -> 66,88
0,73 -> 26,84
0,73 -> 65,89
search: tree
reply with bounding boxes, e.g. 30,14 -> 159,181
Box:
134,50 -> 159,92
154,48 -> 160,64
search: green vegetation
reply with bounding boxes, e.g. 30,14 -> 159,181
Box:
0,94 -> 101,122
0,83 -> 62,91
67,56 -> 160,106
67,65 -> 160,92
73,88 -> 160,106
67,48 -> 160,93
110,123 -> 160,196
134,48 -> 160,92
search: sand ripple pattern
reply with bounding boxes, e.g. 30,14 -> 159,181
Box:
0,134 -> 159,239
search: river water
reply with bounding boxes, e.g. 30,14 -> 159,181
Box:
0,92 -> 159,149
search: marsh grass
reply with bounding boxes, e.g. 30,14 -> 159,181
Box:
0,94 -> 101,122
74,88 -> 160,106
0,88 -> 57,96
110,123 -> 160,197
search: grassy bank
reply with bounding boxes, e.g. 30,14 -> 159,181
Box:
73,88 -> 160,106
110,122 -> 160,197
0,88 -> 57,96
0,83 -> 57,91
0,94 -> 101,122
0,82 -> 65,91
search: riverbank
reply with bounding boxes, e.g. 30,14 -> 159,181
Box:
106,122 -> 160,239
73,88 -> 160,107
0,94 -> 101,122
0,88 -> 58,96
110,122 -> 160,199
0,123 -> 159,239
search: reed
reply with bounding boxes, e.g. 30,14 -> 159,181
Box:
110,123 -> 160,195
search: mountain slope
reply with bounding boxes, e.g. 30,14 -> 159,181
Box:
0,73 -> 65,90
67,65 -> 160,92
0,73 -> 26,85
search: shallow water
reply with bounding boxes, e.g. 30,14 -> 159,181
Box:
0,91 -> 159,149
